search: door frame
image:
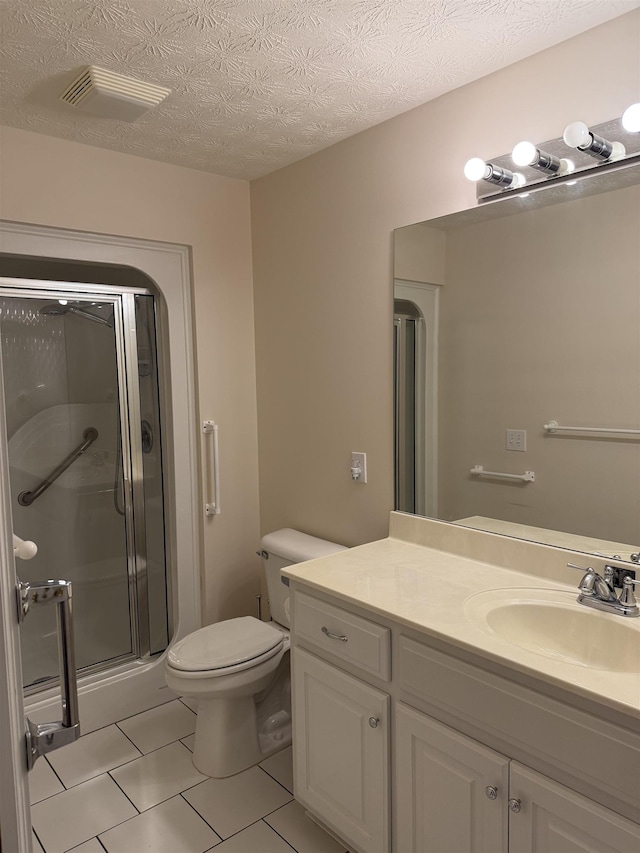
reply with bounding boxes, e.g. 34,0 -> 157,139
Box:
0,220 -> 201,731
0,339 -> 32,851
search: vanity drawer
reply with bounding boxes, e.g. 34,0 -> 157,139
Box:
293,591 -> 391,681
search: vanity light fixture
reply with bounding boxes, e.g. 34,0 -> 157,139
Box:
563,120 -> 625,161
511,141 -> 574,176
622,103 -> 640,132
463,157 -> 524,188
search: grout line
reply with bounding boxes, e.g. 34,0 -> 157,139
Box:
114,726 -> 196,757
114,722 -> 146,756
178,793 -> 223,844
42,754 -> 67,792
261,818 -> 299,852
256,761 -> 293,795
32,826 -> 46,853
106,770 -> 142,816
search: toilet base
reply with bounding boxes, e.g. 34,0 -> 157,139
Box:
192,695 -> 292,778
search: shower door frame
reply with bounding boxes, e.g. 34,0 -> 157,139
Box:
1,279 -> 160,679
0,219 -> 201,736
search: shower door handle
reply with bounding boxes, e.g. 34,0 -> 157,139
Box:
17,578 -> 81,768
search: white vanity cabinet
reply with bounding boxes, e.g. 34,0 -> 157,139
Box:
396,703 -> 640,853
291,591 -> 392,853
292,648 -> 390,853
289,584 -> 640,853
395,702 -> 509,853
509,763 -> 640,853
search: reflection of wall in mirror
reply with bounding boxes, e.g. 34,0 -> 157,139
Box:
434,184 -> 640,545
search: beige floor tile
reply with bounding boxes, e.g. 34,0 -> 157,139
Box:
99,795 -> 221,853
183,766 -> 292,839
259,746 -> 294,793
211,820 -> 294,853
180,696 -> 199,713
110,741 -> 207,812
117,699 -> 196,754
31,774 -> 137,853
32,831 -> 45,853
266,800 -> 348,853
30,757 -> 64,804
47,724 -> 142,788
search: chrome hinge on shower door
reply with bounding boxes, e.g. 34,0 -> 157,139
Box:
17,578 -> 81,768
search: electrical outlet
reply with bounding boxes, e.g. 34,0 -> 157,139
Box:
506,429 -> 527,452
351,452 -> 367,483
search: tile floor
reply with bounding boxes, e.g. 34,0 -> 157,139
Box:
29,699 -> 348,853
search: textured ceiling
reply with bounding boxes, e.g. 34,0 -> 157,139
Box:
0,0 -> 638,180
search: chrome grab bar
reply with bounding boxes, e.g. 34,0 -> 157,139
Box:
18,427 -> 99,506
17,578 -> 80,767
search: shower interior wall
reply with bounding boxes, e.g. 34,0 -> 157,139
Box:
2,281 -> 168,687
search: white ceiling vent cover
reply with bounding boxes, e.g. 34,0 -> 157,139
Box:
60,66 -> 171,121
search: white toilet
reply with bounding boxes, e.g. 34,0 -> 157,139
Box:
165,528 -> 346,778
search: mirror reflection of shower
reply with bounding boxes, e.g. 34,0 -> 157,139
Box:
393,282 -> 440,519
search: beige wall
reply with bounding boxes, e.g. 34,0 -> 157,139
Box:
394,223 -> 445,286
251,11 -> 640,547
0,127 -> 259,624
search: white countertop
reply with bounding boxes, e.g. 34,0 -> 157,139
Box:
283,526 -> 640,722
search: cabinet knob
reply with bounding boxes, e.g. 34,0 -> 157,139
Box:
508,798 -> 522,813
485,786 -> 498,800
368,716 -> 380,728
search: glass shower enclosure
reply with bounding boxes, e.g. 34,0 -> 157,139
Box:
1,278 -> 169,695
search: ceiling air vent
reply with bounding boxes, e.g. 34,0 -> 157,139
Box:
60,66 -> 171,122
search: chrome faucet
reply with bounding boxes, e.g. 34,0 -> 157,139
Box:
568,563 -> 639,617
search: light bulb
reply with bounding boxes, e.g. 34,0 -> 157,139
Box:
563,121 -> 591,149
512,141 -> 537,167
464,157 -> 489,182
622,103 -> 640,132
58,299 -> 68,305
563,120 -> 625,161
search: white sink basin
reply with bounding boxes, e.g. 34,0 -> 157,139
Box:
464,588 -> 640,672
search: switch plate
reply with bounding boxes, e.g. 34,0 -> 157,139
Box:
351,452 -> 367,483
506,429 -> 527,452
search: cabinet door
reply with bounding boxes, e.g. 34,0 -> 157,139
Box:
509,763 -> 640,853
292,648 -> 389,853
395,703 -> 509,853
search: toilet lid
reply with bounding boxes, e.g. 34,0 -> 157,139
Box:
167,616 -> 284,672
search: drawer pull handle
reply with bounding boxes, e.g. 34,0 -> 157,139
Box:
368,716 -> 379,728
485,786 -> 498,800
321,626 -> 348,642
508,798 -> 522,813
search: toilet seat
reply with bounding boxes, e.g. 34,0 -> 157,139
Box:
167,616 -> 284,675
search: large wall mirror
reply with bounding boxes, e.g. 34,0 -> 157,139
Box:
393,163 -> 640,563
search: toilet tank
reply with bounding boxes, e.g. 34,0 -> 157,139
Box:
260,528 -> 347,629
